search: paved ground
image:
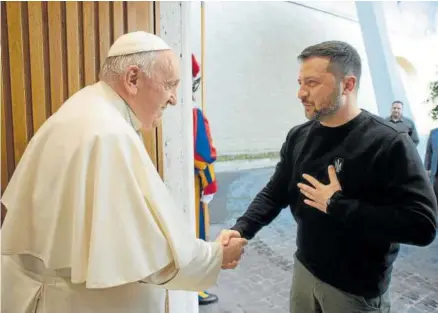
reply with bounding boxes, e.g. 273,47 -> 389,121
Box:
200,167 -> 438,313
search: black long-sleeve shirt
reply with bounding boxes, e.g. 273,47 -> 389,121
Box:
231,110 -> 437,298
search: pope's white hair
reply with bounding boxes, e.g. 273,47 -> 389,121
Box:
99,51 -> 158,81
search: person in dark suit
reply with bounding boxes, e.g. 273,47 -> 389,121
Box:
385,101 -> 420,146
425,127 -> 438,199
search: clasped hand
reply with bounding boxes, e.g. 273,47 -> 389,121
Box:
214,166 -> 341,270
215,230 -> 246,270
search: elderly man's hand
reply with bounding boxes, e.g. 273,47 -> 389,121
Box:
217,229 -> 242,245
215,230 -> 246,269
220,237 -> 247,269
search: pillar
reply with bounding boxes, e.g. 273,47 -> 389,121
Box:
355,1 -> 414,119
160,2 -> 198,313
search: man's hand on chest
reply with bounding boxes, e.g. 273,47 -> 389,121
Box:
297,165 -> 342,213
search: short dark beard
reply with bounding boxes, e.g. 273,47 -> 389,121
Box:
313,86 -> 342,121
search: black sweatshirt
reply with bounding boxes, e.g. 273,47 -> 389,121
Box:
231,110 -> 437,298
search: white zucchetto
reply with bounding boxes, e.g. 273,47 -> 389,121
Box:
107,31 -> 170,57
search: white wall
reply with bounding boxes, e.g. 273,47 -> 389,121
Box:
191,1 -> 377,156
190,1 -> 437,156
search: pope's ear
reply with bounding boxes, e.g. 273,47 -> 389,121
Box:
124,66 -> 141,95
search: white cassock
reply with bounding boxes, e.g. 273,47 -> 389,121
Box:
1,81 -> 223,313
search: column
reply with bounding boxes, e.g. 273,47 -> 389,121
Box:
355,1 -> 414,119
160,2 -> 198,313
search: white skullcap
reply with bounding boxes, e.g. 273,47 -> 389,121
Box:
107,31 -> 170,57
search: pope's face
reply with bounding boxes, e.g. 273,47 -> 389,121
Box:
129,50 -> 180,130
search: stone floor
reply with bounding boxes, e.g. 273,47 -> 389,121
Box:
200,167 -> 438,313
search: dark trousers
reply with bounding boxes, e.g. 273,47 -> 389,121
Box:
290,256 -> 390,313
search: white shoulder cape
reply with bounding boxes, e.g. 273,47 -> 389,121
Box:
1,83 -> 198,288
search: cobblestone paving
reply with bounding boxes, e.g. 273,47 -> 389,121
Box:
200,168 -> 438,313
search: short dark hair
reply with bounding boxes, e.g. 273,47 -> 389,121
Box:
298,41 -> 362,88
392,100 -> 403,106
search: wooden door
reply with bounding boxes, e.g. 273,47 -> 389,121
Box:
1,1 -> 164,224
1,1 -> 163,197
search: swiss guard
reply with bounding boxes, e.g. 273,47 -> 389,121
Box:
192,53 -> 219,305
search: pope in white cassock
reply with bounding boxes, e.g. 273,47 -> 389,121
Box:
1,31 -> 247,313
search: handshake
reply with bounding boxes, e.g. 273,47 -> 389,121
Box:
215,229 -> 248,270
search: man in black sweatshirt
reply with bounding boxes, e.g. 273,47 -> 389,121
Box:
219,41 -> 437,313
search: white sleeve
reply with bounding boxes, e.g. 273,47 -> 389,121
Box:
141,240 -> 222,291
